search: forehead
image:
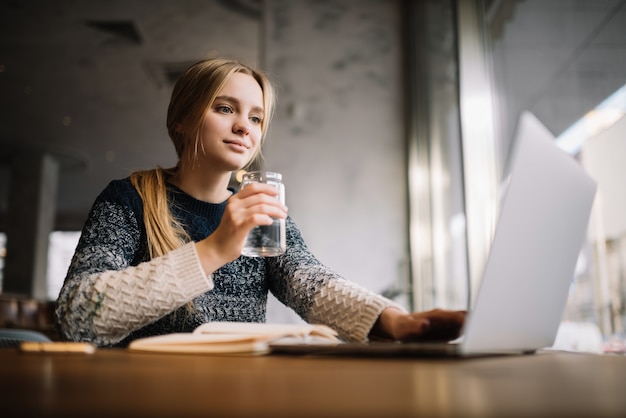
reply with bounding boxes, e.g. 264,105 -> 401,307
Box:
217,72 -> 264,110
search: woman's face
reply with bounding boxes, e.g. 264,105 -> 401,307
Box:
198,72 -> 265,172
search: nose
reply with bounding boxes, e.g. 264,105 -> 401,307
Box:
232,115 -> 250,135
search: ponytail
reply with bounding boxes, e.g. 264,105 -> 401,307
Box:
130,167 -> 189,258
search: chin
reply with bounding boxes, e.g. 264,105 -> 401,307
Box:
217,153 -> 254,172
223,160 -> 249,172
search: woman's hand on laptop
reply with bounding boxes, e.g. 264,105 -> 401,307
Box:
370,308 -> 467,342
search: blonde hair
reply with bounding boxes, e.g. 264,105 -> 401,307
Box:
130,58 -> 276,259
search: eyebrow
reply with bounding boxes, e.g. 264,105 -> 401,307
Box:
215,95 -> 264,115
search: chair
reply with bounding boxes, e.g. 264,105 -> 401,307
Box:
0,328 -> 52,349
0,294 -> 59,346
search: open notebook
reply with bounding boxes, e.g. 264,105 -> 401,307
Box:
270,112 -> 598,358
127,321 -> 340,355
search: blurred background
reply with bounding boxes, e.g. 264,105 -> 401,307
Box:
0,0 -> 624,352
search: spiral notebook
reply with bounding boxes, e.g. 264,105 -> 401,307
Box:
270,112 -> 597,358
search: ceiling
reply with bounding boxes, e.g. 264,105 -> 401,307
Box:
1,0 -> 624,230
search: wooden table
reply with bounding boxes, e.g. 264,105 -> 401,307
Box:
1,347 -> 625,417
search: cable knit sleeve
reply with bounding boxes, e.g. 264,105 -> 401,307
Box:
55,186 -> 212,347
267,217 -> 406,343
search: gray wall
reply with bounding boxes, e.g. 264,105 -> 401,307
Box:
262,0 -> 408,322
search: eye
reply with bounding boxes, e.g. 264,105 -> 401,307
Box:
215,104 -> 233,114
250,115 -> 262,124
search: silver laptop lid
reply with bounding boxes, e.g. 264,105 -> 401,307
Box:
461,112 -> 597,355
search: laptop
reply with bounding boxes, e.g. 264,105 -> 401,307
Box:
270,112 -> 598,357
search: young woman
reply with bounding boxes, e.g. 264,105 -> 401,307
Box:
55,58 -> 465,347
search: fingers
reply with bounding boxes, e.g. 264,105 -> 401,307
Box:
230,190 -> 287,233
235,183 -> 288,222
418,309 -> 466,341
396,309 -> 467,342
238,182 -> 283,203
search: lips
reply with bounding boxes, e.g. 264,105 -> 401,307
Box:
224,139 -> 249,151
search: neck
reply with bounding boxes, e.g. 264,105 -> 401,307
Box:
169,166 -> 233,203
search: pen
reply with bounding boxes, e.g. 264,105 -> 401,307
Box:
19,341 -> 97,354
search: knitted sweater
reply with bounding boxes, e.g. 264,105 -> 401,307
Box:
55,178 -> 401,347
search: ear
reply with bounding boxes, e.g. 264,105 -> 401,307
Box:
175,123 -> 184,133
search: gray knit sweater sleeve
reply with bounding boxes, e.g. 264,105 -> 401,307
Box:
268,217 -> 405,343
55,199 -> 211,347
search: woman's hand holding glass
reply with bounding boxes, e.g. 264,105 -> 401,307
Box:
195,183 -> 288,274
